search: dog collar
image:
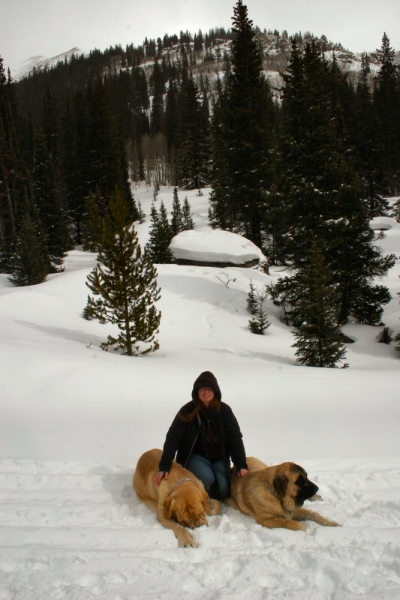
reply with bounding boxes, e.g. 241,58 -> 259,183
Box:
171,477 -> 193,492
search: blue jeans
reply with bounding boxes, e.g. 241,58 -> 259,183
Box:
186,454 -> 229,499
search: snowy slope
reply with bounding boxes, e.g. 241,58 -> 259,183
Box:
1,186 -> 400,600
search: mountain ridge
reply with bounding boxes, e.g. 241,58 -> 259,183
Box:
14,27 -> 399,82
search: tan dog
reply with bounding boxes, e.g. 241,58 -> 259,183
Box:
227,457 -> 340,531
133,449 -> 221,547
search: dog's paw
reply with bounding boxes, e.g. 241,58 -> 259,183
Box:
177,531 -> 199,548
209,499 -> 222,515
308,493 -> 323,502
325,519 -> 341,527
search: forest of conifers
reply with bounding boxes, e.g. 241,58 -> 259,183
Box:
0,1 -> 399,344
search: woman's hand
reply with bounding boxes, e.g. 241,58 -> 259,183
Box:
156,471 -> 169,486
238,468 -> 249,478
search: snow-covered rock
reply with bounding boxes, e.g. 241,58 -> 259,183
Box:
169,228 -> 266,267
370,216 -> 398,230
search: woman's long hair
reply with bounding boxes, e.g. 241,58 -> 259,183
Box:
180,397 -> 220,422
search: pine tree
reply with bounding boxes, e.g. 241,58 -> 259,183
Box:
291,244 -> 347,368
170,187 -> 183,235
153,179 -> 160,202
393,198 -> 400,222
150,60 -> 165,135
8,190 -> 50,286
271,39 -> 394,326
86,77 -> 135,214
395,283 -> 400,353
246,280 -> 258,315
0,57 -> 29,271
146,201 -> 174,263
354,54 -> 388,217
32,132 -> 71,271
178,74 -> 211,189
209,79 -> 233,231
83,189 -> 107,252
248,302 -> 270,335
62,99 -> 87,244
247,280 -> 270,334
137,201 -> 146,224
181,196 -> 194,230
374,33 -> 400,196
213,0 -> 275,247
85,187 -> 161,356
164,80 -> 179,185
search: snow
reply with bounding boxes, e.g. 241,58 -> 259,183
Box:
1,186 -> 400,600
170,228 -> 266,264
370,215 -> 398,230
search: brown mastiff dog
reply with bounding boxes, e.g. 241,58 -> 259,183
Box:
227,457 -> 340,531
133,448 -> 221,547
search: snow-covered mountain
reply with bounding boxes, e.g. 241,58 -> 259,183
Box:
14,47 -> 82,79
14,28 -> 398,83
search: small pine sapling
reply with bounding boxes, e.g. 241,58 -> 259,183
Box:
246,280 -> 258,315
247,283 -> 270,334
249,301 -> 271,335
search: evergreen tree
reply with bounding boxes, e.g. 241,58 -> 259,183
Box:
374,33 -> 400,196
246,280 -> 258,315
354,54 -> 388,217
146,201 -> 174,263
178,73 -> 211,189
248,301 -> 270,335
8,190 -> 50,286
395,284 -> 400,353
181,196 -> 194,230
247,280 -> 270,334
150,60 -> 165,135
137,201 -> 146,224
62,99 -> 87,244
82,189 -> 107,252
164,80 -> 179,185
86,77 -> 135,214
170,187 -> 183,235
32,132 -> 71,270
85,187 -> 161,356
209,79 -> 233,231
271,39 -> 395,326
291,244 -> 347,368
211,0 -> 275,247
392,198 -> 400,222
153,179 -> 160,202
0,58 -> 29,271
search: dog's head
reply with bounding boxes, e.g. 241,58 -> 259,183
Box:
272,462 -> 319,511
164,487 -> 210,529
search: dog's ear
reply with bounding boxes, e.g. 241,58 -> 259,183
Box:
202,491 -> 211,514
164,497 -> 175,519
273,474 -> 288,498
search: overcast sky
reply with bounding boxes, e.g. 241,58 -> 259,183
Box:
1,0 -> 399,76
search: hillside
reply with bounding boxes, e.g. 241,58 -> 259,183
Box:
15,27 -> 398,85
1,185 -> 399,599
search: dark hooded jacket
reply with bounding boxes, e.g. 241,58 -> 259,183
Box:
158,372 -> 248,479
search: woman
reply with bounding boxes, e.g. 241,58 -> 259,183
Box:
157,371 -> 248,499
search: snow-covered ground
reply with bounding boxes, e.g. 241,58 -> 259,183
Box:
1,187 -> 399,600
